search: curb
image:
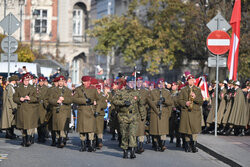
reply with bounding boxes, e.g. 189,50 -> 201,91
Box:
197,143 -> 242,167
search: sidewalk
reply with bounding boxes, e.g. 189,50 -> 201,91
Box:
198,134 -> 250,167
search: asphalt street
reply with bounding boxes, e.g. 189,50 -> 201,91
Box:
0,131 -> 228,167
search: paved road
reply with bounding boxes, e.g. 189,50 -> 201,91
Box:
0,131 -> 228,167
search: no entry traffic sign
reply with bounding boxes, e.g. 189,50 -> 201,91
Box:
206,30 -> 230,55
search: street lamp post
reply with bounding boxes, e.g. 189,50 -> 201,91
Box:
19,0 -> 25,42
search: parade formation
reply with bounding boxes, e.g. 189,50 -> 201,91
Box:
0,71 -> 249,159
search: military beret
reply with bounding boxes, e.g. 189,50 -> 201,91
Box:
187,75 -> 195,81
234,81 -> 240,86
58,76 -> 65,81
91,78 -> 98,85
81,76 -> 92,82
38,76 -> 46,82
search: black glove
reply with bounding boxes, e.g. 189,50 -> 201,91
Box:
141,118 -> 144,122
86,98 -> 91,104
124,100 -> 131,106
94,112 -> 99,117
160,97 -> 165,103
12,108 -> 17,115
158,113 -> 162,119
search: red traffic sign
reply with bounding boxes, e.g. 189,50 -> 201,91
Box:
206,30 -> 230,55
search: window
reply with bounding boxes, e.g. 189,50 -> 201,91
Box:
73,9 -> 83,36
33,9 -> 47,34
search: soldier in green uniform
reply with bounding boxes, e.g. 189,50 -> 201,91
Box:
135,77 -> 148,154
46,77 -> 59,146
37,77 -> 49,143
73,76 -> 100,152
0,75 -> 19,139
112,77 -> 145,159
147,78 -> 173,152
95,84 -> 108,149
48,76 -> 72,148
13,73 -> 39,147
178,75 -> 203,153
169,82 -> 181,147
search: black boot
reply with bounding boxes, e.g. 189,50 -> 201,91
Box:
176,138 -> 181,147
191,141 -> 198,153
88,140 -> 95,152
223,127 -> 232,136
154,141 -> 159,151
184,141 -> 191,152
79,140 -> 87,152
51,133 -> 56,146
146,135 -> 151,144
21,136 -> 26,146
26,135 -> 31,147
123,149 -> 128,159
111,133 -> 116,140
5,129 -> 13,139
238,128 -> 245,136
57,137 -> 64,148
218,126 -> 226,135
63,138 -> 67,146
182,137 -> 186,149
31,135 -> 35,144
170,137 -> 174,143
202,126 -> 211,134
159,140 -> 166,152
9,127 -> 17,139
136,142 -> 144,154
130,147 -> 136,159
97,139 -> 103,149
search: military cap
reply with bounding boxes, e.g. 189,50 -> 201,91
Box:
234,81 -> 240,86
91,78 -> 98,85
211,80 -> 216,84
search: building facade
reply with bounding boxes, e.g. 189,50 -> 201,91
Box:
0,0 -> 92,84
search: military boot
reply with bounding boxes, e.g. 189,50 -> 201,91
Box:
154,141 -> 160,151
88,140 -> 95,152
111,133 -> 116,140
5,129 -> 13,139
97,139 -> 103,149
9,127 -> 17,139
123,149 -> 128,159
170,137 -> 174,143
184,141 -> 191,152
176,138 -> 181,147
202,126 -> 211,134
146,135 -> 151,144
26,135 -> 31,147
223,127 -> 232,136
130,147 -> 136,159
191,141 -> 198,153
79,140 -> 87,152
21,136 -> 26,147
238,128 -> 245,136
51,132 -> 56,146
30,135 -> 35,144
57,137 -> 64,148
159,140 -> 166,152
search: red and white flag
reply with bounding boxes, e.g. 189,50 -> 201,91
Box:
195,76 -> 209,100
227,0 -> 241,80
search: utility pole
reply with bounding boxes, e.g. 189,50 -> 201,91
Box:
106,0 -> 112,79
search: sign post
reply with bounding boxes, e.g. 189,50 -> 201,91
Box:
0,13 -> 20,77
206,30 -> 230,136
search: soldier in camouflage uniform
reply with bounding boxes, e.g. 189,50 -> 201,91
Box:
112,78 -> 145,159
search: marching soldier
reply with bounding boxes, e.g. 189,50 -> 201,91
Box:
95,84 -> 108,149
37,77 -> 49,143
178,75 -> 203,153
48,76 -> 72,148
13,73 -> 39,147
112,78 -> 145,159
169,82 -> 181,147
46,77 -> 59,146
135,77 -> 148,154
73,76 -> 99,152
0,75 -> 19,139
147,79 -> 173,152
